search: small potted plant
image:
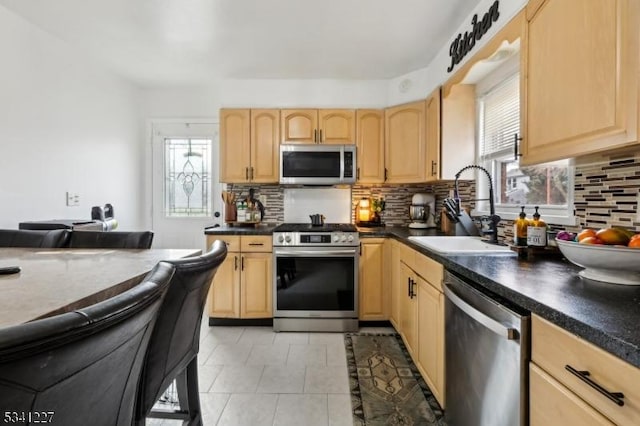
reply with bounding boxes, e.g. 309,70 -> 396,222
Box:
371,197 -> 386,224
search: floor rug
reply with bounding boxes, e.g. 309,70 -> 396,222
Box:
345,333 -> 446,426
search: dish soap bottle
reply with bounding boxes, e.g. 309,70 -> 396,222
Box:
527,206 -> 547,247
513,206 -> 529,246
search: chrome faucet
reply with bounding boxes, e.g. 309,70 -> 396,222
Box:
453,165 -> 501,244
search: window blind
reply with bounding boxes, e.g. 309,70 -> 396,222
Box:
480,73 -> 520,157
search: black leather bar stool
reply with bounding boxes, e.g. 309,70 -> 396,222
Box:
135,240 -> 228,426
68,230 -> 154,249
0,229 -> 71,248
0,262 -> 176,426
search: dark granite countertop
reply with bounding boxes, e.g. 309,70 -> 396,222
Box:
204,223 -> 640,368
204,223 -> 277,235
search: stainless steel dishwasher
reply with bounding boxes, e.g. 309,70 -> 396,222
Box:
444,271 -> 530,426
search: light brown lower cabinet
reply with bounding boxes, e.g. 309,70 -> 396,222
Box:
531,315 -> 640,425
394,242 -> 445,408
530,363 -> 615,426
206,235 -> 272,319
358,238 -> 388,320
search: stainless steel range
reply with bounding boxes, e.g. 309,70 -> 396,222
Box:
272,223 -> 359,332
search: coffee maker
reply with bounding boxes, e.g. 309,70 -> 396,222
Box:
409,193 -> 436,228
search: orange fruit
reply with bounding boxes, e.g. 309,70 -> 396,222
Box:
630,234 -> 640,242
579,236 -> 604,245
576,229 -> 597,242
628,238 -> 640,248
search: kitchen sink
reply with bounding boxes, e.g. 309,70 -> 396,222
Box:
407,236 -> 514,255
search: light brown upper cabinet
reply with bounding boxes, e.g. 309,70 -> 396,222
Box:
425,88 -> 441,182
219,109 -> 280,183
521,0 -> 639,165
356,110 -> 385,183
440,85 -> 476,180
281,109 -> 355,144
385,101 -> 426,183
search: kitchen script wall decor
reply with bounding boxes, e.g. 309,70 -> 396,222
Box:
447,0 -> 500,73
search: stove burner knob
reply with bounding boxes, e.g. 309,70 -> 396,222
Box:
333,235 -> 340,242
347,235 -> 354,242
340,235 -> 347,242
277,235 -> 284,243
284,235 -> 292,243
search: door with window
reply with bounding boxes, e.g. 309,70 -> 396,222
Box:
151,122 -> 222,249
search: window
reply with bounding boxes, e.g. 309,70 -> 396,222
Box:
476,72 -> 574,224
164,138 -> 211,217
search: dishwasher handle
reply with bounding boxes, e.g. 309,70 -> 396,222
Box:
444,284 -> 519,341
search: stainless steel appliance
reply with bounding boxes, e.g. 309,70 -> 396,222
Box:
279,144 -> 356,185
444,271 -> 530,426
409,193 -> 436,229
273,223 -> 359,332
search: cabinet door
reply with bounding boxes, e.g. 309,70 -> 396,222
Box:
389,241 -> 402,329
530,363 -> 615,426
417,278 -> 445,407
522,0 -> 638,165
319,109 -> 356,144
281,109 -> 318,144
250,109 -> 280,183
399,262 -> 418,357
385,101 -> 426,183
425,88 -> 441,182
209,254 -> 241,318
220,109 -> 251,183
358,239 -> 387,320
240,253 -> 273,318
356,110 -> 385,183
440,84 -> 476,180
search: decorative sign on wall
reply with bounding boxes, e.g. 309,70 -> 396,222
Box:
447,0 -> 501,73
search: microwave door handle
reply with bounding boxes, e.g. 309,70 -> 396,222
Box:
340,147 -> 345,183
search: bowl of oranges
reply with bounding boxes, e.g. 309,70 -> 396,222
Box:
556,227 -> 640,285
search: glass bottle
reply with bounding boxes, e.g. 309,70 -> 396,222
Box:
513,206 -> 529,246
527,206 -> 547,247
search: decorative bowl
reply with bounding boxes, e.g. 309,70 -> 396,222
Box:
556,239 -> 640,285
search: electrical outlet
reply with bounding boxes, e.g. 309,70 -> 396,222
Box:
66,192 -> 80,207
259,195 -> 267,207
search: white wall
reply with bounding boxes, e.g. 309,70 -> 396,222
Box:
141,78 -> 388,118
387,0 -> 528,105
0,6 -> 144,230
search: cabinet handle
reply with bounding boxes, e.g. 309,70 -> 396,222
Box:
565,365 -> 625,407
356,167 -> 360,180
407,277 -> 411,297
431,160 -> 437,176
241,256 -> 245,271
234,255 -> 238,270
384,168 -> 388,182
514,134 -> 523,160
245,167 -> 249,180
250,167 -> 254,180
319,129 -> 323,143
248,242 -> 264,246
314,129 -> 318,143
409,278 -> 416,298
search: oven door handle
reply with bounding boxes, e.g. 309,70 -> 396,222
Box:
274,249 -> 357,257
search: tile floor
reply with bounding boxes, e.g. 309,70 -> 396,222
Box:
148,322 -> 394,426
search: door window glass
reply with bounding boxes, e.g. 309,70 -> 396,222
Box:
164,138 -> 211,217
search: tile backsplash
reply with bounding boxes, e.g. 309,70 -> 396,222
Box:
226,150 -> 640,236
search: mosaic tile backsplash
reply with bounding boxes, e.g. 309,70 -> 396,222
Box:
226,150 -> 640,240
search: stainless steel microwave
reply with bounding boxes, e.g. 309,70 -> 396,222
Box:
279,144 -> 356,185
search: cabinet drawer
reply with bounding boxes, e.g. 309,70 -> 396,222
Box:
530,363 -> 615,426
413,252 -> 443,292
398,242 -> 416,270
532,315 -> 640,425
240,235 -> 272,252
207,235 -> 240,252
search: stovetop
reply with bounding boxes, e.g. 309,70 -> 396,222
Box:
273,223 -> 357,233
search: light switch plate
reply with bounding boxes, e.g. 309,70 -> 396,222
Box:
66,192 -> 80,206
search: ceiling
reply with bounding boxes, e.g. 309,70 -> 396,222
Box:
0,0 -> 482,88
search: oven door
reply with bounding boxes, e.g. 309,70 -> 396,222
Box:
273,246 -> 358,318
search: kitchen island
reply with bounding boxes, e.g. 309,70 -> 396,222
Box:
0,248 -> 200,328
